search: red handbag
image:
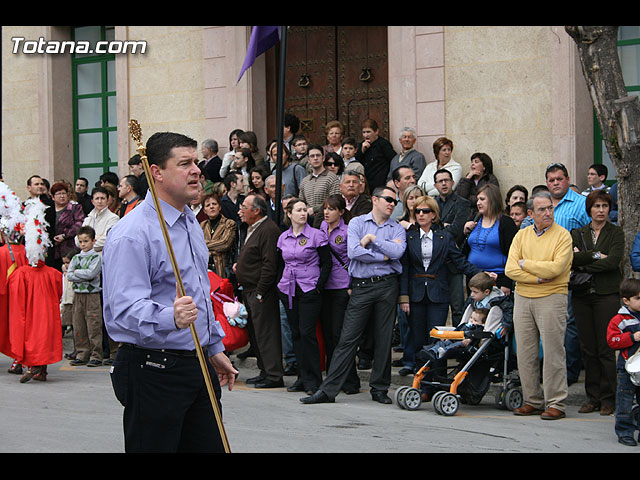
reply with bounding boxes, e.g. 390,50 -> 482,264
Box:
208,272 -> 248,352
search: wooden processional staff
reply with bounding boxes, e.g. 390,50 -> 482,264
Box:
128,120 -> 231,453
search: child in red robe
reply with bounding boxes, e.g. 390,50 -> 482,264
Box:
7,198 -> 63,383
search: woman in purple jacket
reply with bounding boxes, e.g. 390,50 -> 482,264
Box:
50,182 -> 85,270
277,198 -> 332,395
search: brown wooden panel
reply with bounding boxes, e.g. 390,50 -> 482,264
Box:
275,26 -> 389,145
284,26 -> 336,144
337,26 -> 389,140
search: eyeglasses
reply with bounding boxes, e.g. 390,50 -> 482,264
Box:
375,195 -> 398,206
415,207 -> 434,215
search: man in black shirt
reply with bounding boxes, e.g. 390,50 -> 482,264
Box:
355,119 -> 396,191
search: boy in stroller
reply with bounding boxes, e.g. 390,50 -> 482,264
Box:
396,272 -> 519,414
422,307 -> 489,361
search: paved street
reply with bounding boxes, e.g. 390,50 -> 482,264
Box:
0,337 -> 635,454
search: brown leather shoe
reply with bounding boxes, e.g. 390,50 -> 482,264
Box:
578,402 -> 600,413
513,404 -> 544,416
31,366 -> 48,381
541,407 -> 565,420
600,404 -> 614,416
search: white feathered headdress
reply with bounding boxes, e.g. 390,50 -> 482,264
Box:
23,198 -> 52,266
0,181 -> 26,241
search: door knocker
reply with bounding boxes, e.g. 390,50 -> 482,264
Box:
298,73 -> 311,88
359,67 -> 372,82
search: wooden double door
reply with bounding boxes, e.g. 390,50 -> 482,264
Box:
266,26 -> 389,145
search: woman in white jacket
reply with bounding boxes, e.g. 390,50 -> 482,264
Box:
418,137 -> 462,197
75,186 -> 119,253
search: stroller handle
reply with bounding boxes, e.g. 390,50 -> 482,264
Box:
430,328 -> 465,340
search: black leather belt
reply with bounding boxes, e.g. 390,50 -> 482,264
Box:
351,274 -> 397,288
121,343 -> 198,357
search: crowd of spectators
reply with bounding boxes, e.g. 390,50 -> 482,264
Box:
1,114 -> 639,448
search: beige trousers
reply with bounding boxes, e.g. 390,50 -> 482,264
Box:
513,292 -> 568,411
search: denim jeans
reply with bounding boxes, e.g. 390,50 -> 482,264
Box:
406,291 -> 450,371
615,368 -> 640,439
565,291 -> 584,383
280,300 -> 296,366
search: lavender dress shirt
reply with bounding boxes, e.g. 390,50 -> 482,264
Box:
320,218 -> 350,290
102,193 -> 226,356
347,212 -> 406,279
277,223 -> 329,308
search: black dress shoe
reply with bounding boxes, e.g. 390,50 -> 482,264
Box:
254,379 -> 284,389
287,379 -> 305,392
237,347 -> 255,360
342,387 -> 360,395
300,390 -> 334,404
398,367 -> 413,376
245,375 -> 265,384
357,359 -> 372,370
283,363 -> 297,376
371,391 -> 392,404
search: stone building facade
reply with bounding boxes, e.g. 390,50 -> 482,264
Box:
0,26 -> 613,200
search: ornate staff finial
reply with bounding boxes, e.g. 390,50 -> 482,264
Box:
128,119 -> 143,145
128,119 -> 147,158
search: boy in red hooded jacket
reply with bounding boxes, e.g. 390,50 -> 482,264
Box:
606,278 -> 640,447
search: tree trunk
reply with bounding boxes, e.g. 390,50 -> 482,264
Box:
566,26 -> 640,277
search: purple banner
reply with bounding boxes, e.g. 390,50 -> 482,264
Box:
237,26 -> 281,83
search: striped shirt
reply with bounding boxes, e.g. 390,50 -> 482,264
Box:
552,187 -> 590,232
299,169 -> 341,214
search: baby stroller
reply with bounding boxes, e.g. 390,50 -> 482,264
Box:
395,304 -> 523,416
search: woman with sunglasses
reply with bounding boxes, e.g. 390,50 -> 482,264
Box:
399,196 -> 488,375
324,152 -> 344,176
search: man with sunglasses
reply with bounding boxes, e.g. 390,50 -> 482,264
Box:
301,186 -> 406,405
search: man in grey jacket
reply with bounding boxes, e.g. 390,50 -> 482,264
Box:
387,127 -> 426,181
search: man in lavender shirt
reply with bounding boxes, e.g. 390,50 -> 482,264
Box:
301,185 -> 406,405
102,132 -> 237,453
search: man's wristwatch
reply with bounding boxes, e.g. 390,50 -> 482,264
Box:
256,293 -> 263,302
592,251 -> 602,260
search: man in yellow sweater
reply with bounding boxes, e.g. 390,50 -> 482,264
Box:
505,191 -> 573,420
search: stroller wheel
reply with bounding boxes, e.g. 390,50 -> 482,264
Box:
432,391 -> 446,415
394,386 -> 409,409
439,393 -> 460,416
504,387 -> 524,411
403,388 -> 422,411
